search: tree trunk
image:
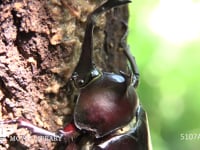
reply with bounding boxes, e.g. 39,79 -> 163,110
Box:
0,0 -> 129,149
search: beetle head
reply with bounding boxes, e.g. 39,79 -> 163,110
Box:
72,67 -> 101,88
71,0 -> 131,89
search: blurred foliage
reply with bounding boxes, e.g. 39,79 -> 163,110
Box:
128,0 -> 200,149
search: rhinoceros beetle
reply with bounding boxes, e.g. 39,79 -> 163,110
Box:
1,0 -> 152,149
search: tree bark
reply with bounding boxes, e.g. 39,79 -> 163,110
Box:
0,0 -> 129,149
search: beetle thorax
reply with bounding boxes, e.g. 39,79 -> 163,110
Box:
74,72 -> 139,138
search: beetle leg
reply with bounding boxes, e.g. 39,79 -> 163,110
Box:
124,45 -> 140,88
131,105 -> 152,150
0,117 -> 79,142
94,105 -> 152,150
120,21 -> 140,88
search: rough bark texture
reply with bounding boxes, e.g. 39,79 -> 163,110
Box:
0,0 -> 129,149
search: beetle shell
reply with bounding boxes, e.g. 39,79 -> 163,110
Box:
95,134 -> 139,150
74,72 -> 139,137
93,106 -> 151,150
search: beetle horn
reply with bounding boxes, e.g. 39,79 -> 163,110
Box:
72,0 -> 131,87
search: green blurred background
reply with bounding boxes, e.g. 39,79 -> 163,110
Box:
128,0 -> 200,149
